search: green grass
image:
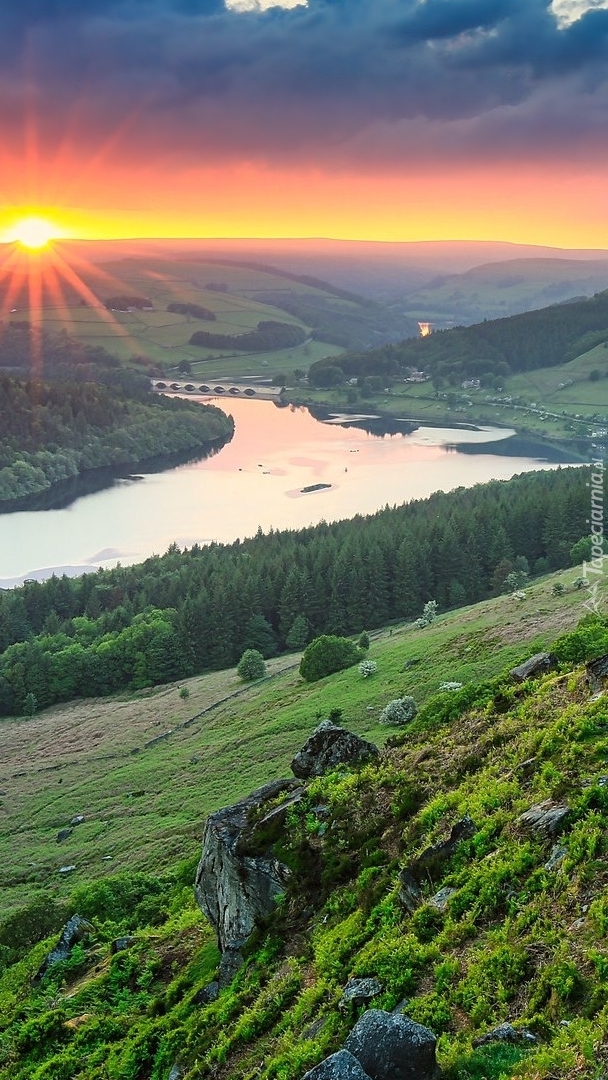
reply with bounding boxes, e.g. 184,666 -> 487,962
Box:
4,564 -> 608,1079
0,564 -> 599,917
6,258 -> 352,373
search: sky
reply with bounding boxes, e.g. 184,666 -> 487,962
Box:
1,0 -> 608,245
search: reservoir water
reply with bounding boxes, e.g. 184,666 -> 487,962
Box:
0,398 -> 580,586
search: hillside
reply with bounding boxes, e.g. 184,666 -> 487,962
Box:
1,567 -> 608,1079
2,251 -> 417,377
301,288 -> 608,444
404,257 -> 608,326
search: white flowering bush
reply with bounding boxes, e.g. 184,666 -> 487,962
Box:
414,600 -> 438,630
438,681 -> 463,691
358,660 -> 378,678
379,696 -> 417,726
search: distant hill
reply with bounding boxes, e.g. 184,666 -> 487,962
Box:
404,256 -> 608,325
55,236 -> 608,306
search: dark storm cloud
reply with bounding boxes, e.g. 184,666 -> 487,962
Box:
3,0 -> 608,169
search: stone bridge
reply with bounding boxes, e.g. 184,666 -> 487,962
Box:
151,379 -> 283,399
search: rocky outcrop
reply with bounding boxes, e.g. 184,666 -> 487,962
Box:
343,1010 -> 439,1080
194,778 -> 301,956
509,653 -> 555,683
33,914 -> 94,984
586,653 -> 608,693
302,1051 -> 373,1080
517,800 -> 570,838
291,720 -> 379,779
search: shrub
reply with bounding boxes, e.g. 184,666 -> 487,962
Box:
299,635 -> 362,682
415,601 -> 438,630
178,686 -> 190,700
359,660 -> 377,678
237,649 -> 267,682
379,696 -> 417,726
358,631 -> 370,651
438,681 -> 463,691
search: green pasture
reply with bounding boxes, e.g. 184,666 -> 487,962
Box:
0,563 -> 598,916
6,257 -> 343,370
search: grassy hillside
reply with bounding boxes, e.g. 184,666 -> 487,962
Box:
4,255 -> 416,374
2,565 -> 608,1079
0,565 -> 594,916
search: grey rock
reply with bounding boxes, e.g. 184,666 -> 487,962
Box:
518,801 -> 570,839
56,828 -> 73,843
58,864 -> 77,874
168,1066 -> 184,1080
291,720 -> 379,780
509,652 -> 555,683
408,816 -> 476,882
344,1009 -> 439,1080
70,814 -> 86,826
586,653 -> 608,693
218,947 -> 245,987
302,1017 -> 329,1042
194,980 -> 220,1005
34,914 -> 94,983
544,845 -> 568,871
302,1050 -> 373,1080
472,1023 -> 537,1047
110,936 -> 136,954
398,870 -> 422,914
339,977 -> 383,1009
195,778 -> 300,953
429,886 -> 457,912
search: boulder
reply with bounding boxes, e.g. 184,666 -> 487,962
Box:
586,653 -> 608,693
110,936 -> 136,954
291,720 -> 379,780
70,814 -> 86,826
509,653 -> 555,683
56,828 -> 73,843
472,1022 -> 537,1048
302,1051 -> 373,1080
344,1010 -> 439,1080
194,778 -> 299,953
339,977 -> 383,1009
33,914 -> 94,984
518,801 -> 570,839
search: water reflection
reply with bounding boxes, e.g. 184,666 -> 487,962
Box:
0,398 -> 581,585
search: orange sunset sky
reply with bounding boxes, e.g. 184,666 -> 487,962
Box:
1,0 -> 608,247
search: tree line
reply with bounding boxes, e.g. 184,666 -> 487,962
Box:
308,289 -> 608,388
189,320 -> 307,352
0,467 -> 588,715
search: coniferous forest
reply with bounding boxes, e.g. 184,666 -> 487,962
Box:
0,466 -> 587,715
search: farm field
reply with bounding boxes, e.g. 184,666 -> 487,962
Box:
4,255 -> 413,371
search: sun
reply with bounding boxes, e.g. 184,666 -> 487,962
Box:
8,216 -> 61,250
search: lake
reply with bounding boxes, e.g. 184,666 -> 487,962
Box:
0,398 -> 581,586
